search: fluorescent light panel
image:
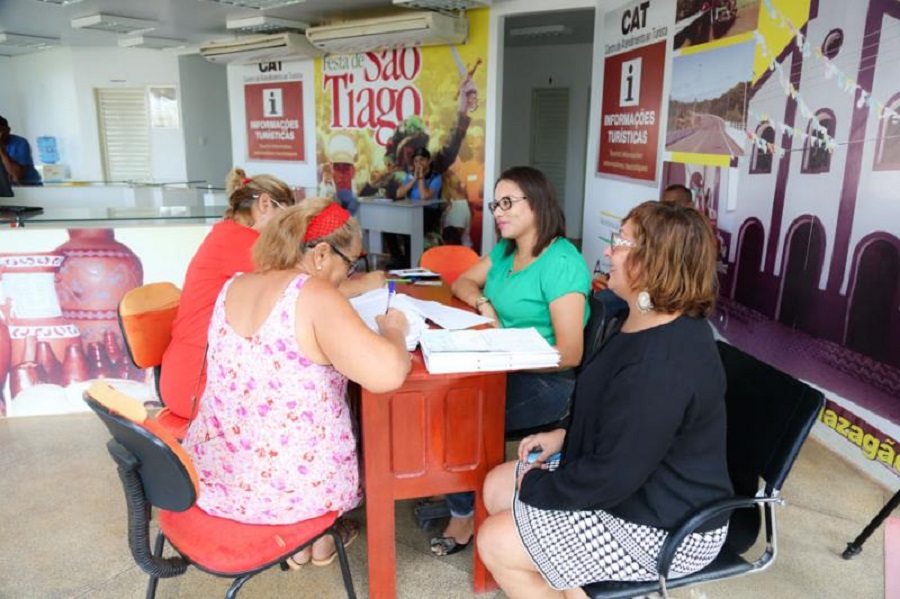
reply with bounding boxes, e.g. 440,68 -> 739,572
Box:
32,0 -> 85,5
201,0 -> 306,9
226,16 -> 309,33
71,13 -> 158,35
509,24 -> 571,37
119,35 -> 187,49
393,0 -> 492,8
0,32 -> 61,49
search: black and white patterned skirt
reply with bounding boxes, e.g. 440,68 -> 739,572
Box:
512,461 -> 728,590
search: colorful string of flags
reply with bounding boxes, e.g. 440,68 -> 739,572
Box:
754,0 -> 900,149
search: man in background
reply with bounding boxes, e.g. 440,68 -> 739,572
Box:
0,115 -> 42,186
661,183 -> 694,208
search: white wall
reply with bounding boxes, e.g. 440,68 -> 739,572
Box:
70,47 -> 186,182
7,47 -> 188,183
227,59 -> 318,191
0,58 -> 22,127
179,54 -> 233,187
501,43 -> 593,238
7,49 -> 79,174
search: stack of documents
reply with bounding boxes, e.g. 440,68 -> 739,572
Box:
419,327 -> 560,374
349,288 -> 494,351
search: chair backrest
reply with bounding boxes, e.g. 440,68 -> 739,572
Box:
419,245 -> 480,285
581,289 -> 629,367
83,381 -> 197,511
717,341 -> 824,551
118,282 -> 181,369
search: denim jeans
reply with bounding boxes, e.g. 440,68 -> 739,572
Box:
444,370 -> 576,518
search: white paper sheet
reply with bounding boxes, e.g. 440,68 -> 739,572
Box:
348,288 -> 494,349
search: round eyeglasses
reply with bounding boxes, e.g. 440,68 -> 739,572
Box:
609,232 -> 639,252
329,243 -> 359,277
488,195 -> 527,212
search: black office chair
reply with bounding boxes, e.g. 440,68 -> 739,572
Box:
582,341 -> 825,598
504,289 -> 629,440
83,382 -> 357,599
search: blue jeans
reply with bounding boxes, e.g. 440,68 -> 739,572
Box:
444,371 -> 575,518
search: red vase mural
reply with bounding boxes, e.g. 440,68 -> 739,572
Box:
0,253 -> 82,403
54,228 -> 143,378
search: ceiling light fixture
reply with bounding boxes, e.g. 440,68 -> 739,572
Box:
226,16 -> 309,34
71,13 -> 158,35
0,32 -> 61,49
509,24 -> 571,37
200,0 -> 306,9
393,0 -> 493,8
32,0 -> 85,5
118,35 -> 187,49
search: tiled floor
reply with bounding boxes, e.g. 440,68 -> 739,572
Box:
0,413 -> 891,598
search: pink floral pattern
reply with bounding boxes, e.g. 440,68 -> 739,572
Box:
184,274 -> 361,525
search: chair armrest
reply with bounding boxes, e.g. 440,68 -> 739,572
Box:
657,495 -> 784,578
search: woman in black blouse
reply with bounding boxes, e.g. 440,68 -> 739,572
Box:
476,201 -> 733,597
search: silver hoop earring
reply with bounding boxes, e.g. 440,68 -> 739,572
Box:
637,291 -> 654,313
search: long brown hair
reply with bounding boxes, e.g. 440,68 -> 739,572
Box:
496,166 -> 565,257
224,167 -> 294,226
253,198 -> 361,273
623,201 -> 718,317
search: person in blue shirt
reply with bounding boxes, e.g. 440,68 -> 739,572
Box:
398,146 -> 443,235
0,116 -> 42,186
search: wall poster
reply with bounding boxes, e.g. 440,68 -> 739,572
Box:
244,78 -> 305,162
597,0 -> 670,183
313,9 -> 489,252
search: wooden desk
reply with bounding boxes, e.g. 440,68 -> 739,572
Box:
356,197 -> 442,267
360,284 -> 505,598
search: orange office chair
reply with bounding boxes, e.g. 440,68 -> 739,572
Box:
117,282 -> 189,439
84,381 -> 357,599
419,245 -> 479,285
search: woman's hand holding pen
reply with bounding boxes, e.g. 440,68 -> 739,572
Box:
375,309 -> 409,339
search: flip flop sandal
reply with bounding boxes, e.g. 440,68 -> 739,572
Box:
285,552 -> 310,570
430,534 -> 471,557
312,518 -> 360,567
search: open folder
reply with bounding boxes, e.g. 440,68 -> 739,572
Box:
419,327 -> 560,374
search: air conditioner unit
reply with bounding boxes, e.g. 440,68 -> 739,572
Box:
199,32 -> 322,64
305,12 -> 467,55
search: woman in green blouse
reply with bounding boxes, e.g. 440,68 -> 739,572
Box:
427,166 -> 590,557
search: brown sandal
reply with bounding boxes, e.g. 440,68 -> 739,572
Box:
311,519 -> 360,567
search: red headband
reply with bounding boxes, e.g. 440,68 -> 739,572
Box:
241,177 -> 253,186
304,202 -> 351,242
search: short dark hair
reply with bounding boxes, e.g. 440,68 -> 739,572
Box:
0,116 -> 8,129
661,184 -> 693,208
495,166 -> 566,258
413,147 -> 431,159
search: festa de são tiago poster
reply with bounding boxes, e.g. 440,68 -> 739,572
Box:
313,9 -> 488,251
244,77 -> 305,162
597,0 -> 670,183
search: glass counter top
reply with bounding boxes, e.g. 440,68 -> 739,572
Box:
0,204 -> 229,227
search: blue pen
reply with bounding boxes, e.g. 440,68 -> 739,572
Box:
385,280 -> 396,314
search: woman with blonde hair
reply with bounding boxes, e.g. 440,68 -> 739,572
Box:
476,201 -> 733,597
184,198 -> 411,566
161,168 -> 383,428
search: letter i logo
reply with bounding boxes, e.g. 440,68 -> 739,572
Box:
620,58 -> 642,107
264,88 -> 284,117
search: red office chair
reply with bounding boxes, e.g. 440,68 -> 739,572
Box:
117,282 -> 190,439
419,245 -> 479,285
83,381 -> 356,599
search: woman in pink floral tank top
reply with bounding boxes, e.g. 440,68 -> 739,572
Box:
184,198 -> 411,566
